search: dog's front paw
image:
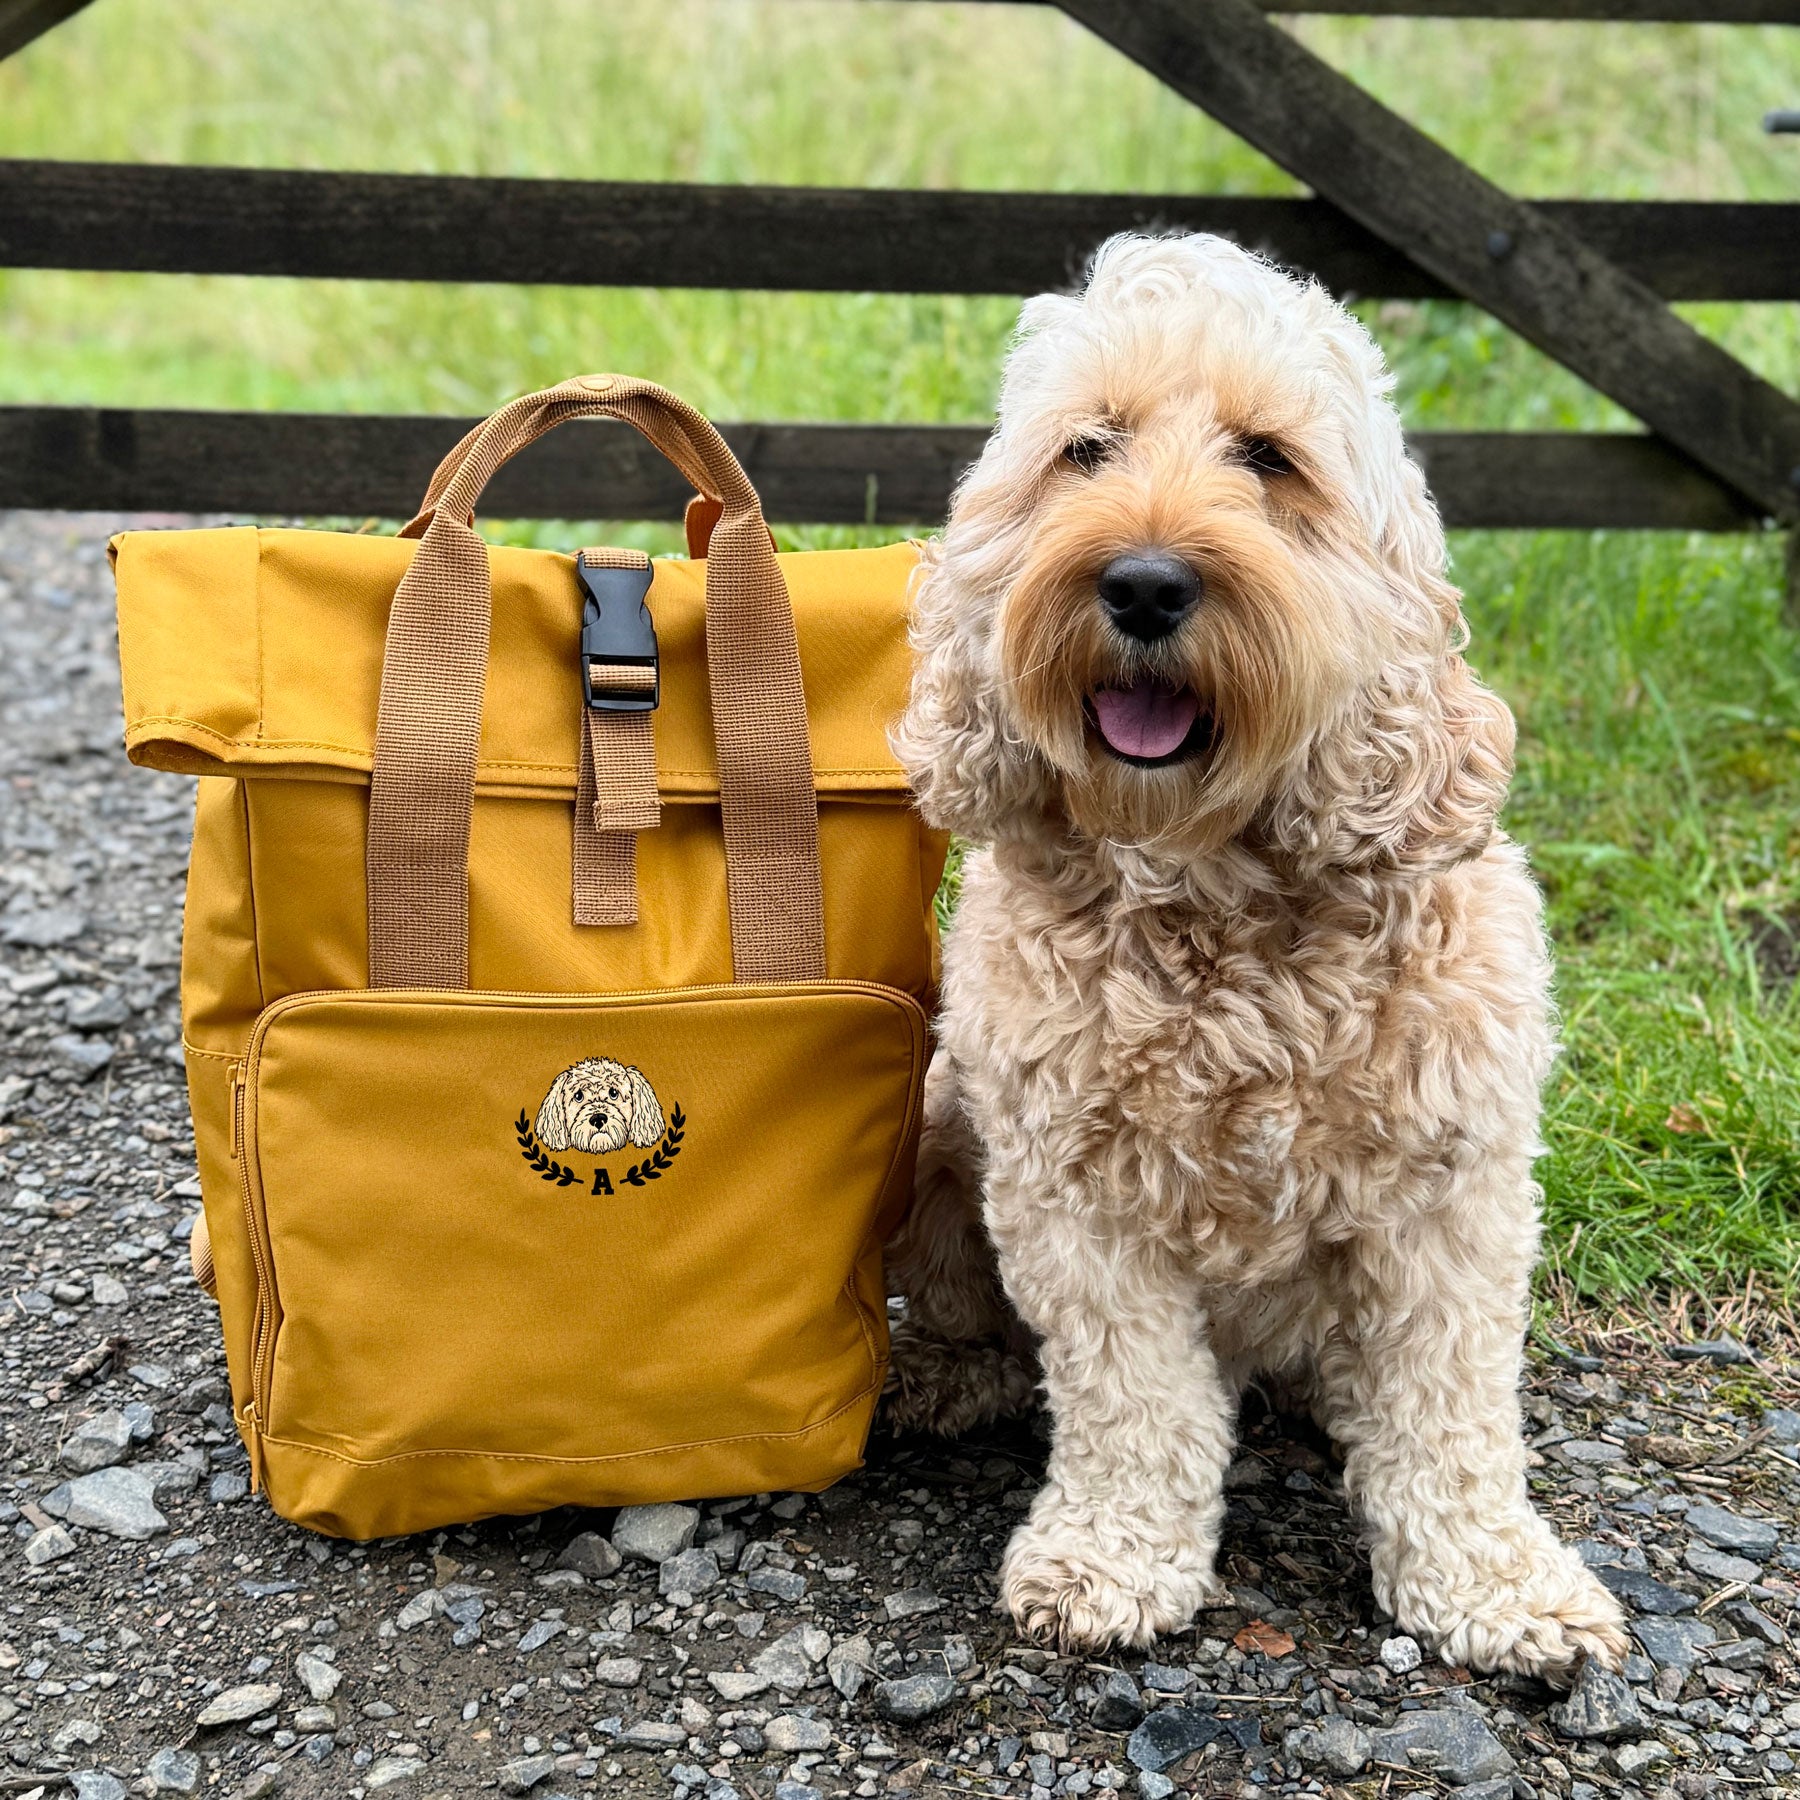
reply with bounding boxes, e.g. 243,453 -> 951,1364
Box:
999,1503 -> 1221,1653
882,1321 -> 1038,1438
1381,1533 -> 1629,1684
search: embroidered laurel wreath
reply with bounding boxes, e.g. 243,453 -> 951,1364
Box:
515,1104 -> 686,1188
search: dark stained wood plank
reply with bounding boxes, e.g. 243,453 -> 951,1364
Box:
2,161 -> 1796,302
0,405 -> 1761,532
1054,0 -> 1800,523
0,0 -> 94,62
888,0 -> 1800,16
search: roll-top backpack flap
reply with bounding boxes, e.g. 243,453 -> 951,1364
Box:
111,531 -> 924,798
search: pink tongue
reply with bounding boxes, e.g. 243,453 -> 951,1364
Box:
1091,682 -> 1200,759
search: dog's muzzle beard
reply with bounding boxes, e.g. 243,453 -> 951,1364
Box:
571,1109 -> 628,1154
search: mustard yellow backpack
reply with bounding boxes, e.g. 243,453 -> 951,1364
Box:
111,377 -> 946,1539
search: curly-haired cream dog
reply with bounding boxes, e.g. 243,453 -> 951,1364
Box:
886,232 -> 1627,1683
535,1059 -> 664,1156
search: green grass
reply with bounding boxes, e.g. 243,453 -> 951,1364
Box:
3,0 -> 1799,1299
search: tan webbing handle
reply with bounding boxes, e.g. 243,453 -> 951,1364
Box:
368,374 -> 826,988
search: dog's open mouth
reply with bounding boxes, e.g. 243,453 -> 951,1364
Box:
1087,680 -> 1212,767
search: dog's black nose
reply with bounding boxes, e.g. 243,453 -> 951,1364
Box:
1098,553 -> 1202,642
589,1112 -> 609,1129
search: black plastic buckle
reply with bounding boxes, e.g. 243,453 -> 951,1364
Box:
578,559 -> 659,713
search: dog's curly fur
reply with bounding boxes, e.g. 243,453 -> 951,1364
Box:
534,1058 -> 664,1156
884,232 -> 1628,1683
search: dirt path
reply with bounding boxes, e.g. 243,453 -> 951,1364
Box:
1,511 -> 1797,1800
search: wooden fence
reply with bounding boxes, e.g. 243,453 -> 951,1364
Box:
1,0 -> 1797,550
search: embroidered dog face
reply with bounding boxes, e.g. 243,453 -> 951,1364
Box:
896,231 -> 1511,870
534,1058 -> 665,1155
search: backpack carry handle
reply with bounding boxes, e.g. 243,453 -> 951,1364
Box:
365,375 -> 826,991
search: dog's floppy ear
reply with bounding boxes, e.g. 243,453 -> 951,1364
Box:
891,533 -> 1055,839
624,1066 -> 665,1148
534,1073 -> 574,1152
1266,651 -> 1514,878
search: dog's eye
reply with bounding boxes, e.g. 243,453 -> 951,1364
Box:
1058,434 -> 1113,477
1232,435 -> 1294,478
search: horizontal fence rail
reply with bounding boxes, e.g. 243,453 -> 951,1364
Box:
882,0 -> 1800,16
1,161 -> 1796,302
0,406 -> 1760,532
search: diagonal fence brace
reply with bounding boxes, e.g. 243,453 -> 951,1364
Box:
1055,0 -> 1800,525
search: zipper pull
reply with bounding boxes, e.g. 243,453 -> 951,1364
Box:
228,1062 -> 244,1160
242,1403 -> 265,1493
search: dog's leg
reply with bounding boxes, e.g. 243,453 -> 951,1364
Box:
883,1053 -> 1039,1436
1315,1182 -> 1628,1683
991,1206 -> 1234,1652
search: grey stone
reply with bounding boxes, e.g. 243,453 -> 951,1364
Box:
1595,1566 -> 1697,1614
1554,1439 -> 1626,1467
139,1460 -> 201,1502
747,1567 -> 807,1602
65,985 -> 130,1029
43,1466 -> 167,1539
518,1618 -> 563,1653
1632,1616 -> 1717,1670
71,1776 -> 127,1800
196,1682 -> 283,1727
23,1521 -> 76,1565
1140,1663 -> 1192,1694
1379,1633 -> 1423,1674
1726,1599 -> 1785,1646
593,1657 -> 643,1688
765,1715 -> 833,1753
555,1530 -> 621,1579
826,1633 -> 874,1701
707,1670 -> 771,1702
62,1408 -> 134,1473
1092,1670 -> 1145,1731
659,1545 -> 722,1600
1369,1710 -> 1516,1785
499,1754 -> 558,1794
1284,1716 -> 1372,1778
395,1589 -> 445,1630
1685,1504 -> 1780,1558
293,1705 -> 337,1733
365,1756 -> 427,1788
611,1502 -> 700,1564
882,1586 -> 944,1622
1548,1664 -> 1645,1741
121,1400 -> 157,1442
146,1747 -> 202,1792
210,1470 -> 249,1503
1667,1336 -> 1754,1364
1136,1777 -> 1175,1800
751,1624 -> 826,1692
618,1720 -> 687,1749
1608,1739 -> 1672,1779
3,905 -> 86,947
1127,1709 -> 1259,1773
874,1673 -> 958,1722
89,1272 -> 128,1307
295,1650 -> 341,1701
1684,1543 -> 1761,1585
1765,1408 -> 1800,1444
47,1032 -> 115,1076
51,1718 -> 102,1753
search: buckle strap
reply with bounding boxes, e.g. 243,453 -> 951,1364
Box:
573,548 -> 661,926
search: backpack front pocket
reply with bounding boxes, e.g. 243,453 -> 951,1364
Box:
232,982 -> 925,1537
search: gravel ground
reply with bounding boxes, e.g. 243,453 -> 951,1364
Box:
3,510 -> 1800,1800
